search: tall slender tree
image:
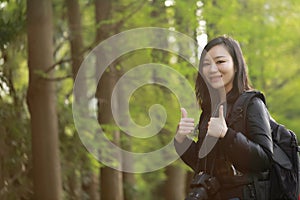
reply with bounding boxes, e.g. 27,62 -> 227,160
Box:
27,0 -> 62,199
164,164 -> 186,200
65,0 -> 100,199
94,0 -> 124,199
0,125 -> 5,196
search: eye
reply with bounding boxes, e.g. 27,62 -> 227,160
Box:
216,60 -> 226,64
203,62 -> 210,67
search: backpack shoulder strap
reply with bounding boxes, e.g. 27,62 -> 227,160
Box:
227,90 -> 265,132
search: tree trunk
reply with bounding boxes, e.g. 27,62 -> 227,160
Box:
118,69 -> 136,200
164,165 -> 186,200
121,122 -> 136,200
0,125 -> 5,197
65,1 -> 82,199
185,170 -> 194,196
65,0 -> 87,100
95,0 -> 124,199
97,67 -> 123,200
26,0 -> 62,199
100,165 -> 123,200
82,171 -> 100,200
66,0 -> 100,199
123,172 -> 136,200
95,0 -> 112,41
67,169 -> 80,200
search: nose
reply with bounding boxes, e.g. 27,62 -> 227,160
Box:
209,62 -> 218,72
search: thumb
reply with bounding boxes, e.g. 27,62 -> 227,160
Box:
219,105 -> 224,119
181,108 -> 188,118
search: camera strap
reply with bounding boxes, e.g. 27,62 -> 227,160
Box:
195,142 -> 218,176
195,112 -> 219,176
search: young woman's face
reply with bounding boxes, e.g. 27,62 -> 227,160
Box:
202,44 -> 235,93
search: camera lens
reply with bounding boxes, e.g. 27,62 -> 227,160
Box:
185,187 -> 208,200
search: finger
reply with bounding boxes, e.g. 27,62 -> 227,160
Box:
219,105 -> 224,119
181,108 -> 188,118
179,121 -> 194,128
177,127 -> 194,134
181,118 -> 194,123
179,130 -> 193,135
179,127 -> 194,132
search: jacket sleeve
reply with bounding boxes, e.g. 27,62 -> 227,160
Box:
220,97 -> 273,173
174,137 -> 199,171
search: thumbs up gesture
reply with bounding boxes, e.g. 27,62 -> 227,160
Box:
207,105 -> 228,138
175,108 -> 195,143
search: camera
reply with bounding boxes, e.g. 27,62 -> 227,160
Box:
185,173 -> 220,200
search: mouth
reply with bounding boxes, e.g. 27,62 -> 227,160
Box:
209,75 -> 222,83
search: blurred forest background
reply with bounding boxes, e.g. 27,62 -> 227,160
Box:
0,0 -> 300,199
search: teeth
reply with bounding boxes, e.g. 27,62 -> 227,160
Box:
210,76 -> 222,82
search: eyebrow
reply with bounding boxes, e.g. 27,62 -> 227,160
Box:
213,55 -> 227,59
204,55 -> 227,62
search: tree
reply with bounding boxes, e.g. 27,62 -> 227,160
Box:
164,164 -> 186,200
65,0 -> 99,199
94,0 -> 124,199
27,0 -> 62,199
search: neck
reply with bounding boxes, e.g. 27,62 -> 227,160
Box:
218,88 -> 227,103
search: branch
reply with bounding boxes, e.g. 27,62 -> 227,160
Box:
53,34 -> 69,58
93,1 -> 147,35
42,74 -> 72,82
45,58 -> 72,73
45,42 -> 95,73
112,1 -> 147,30
45,2 -> 147,77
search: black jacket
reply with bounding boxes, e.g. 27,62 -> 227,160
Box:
175,97 -> 273,182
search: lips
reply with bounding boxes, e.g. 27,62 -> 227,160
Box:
209,75 -> 222,83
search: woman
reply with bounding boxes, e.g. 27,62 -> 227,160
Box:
174,36 -> 273,199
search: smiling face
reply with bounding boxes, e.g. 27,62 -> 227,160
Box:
202,44 -> 235,93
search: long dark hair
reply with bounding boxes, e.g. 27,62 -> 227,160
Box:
195,35 -> 252,114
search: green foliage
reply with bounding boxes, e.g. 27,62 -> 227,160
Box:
0,98 -> 32,199
202,0 -> 300,137
134,169 -> 166,200
0,0 -> 25,50
0,1 -> 29,198
1,0 -> 300,199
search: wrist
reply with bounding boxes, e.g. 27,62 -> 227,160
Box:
175,133 -> 186,143
220,127 -> 228,138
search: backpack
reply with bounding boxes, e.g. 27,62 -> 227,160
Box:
228,90 -> 300,200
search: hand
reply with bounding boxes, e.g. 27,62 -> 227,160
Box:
175,108 -> 195,143
207,105 -> 228,138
